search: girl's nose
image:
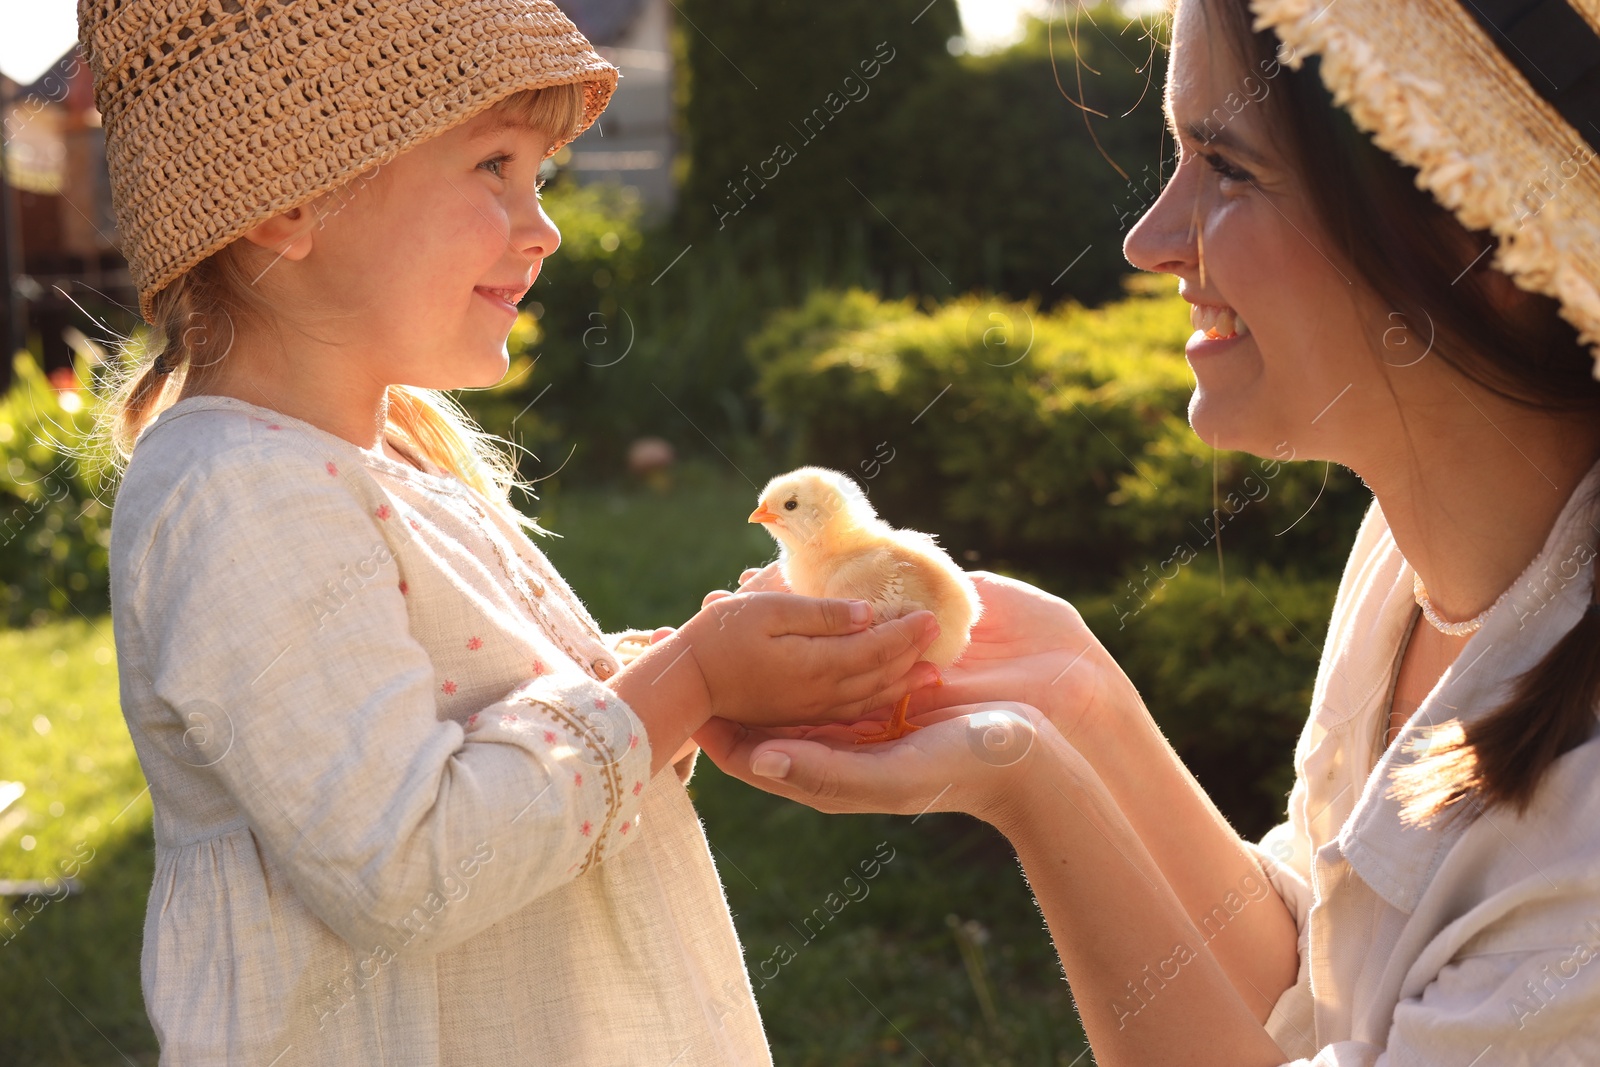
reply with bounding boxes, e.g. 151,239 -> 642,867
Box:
1123,158 -> 1200,279
511,197 -> 561,263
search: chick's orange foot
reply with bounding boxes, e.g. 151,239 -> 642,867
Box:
853,695 -> 923,744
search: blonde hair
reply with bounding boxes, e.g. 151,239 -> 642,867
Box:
97,83 -> 589,534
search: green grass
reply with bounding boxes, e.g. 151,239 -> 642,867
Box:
0,616 -> 157,1066
1,461 -> 1088,1065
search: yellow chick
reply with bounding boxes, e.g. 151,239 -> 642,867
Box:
748,466 -> 981,743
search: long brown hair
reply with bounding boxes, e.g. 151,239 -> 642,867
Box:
94,83 -> 588,535
1190,0 -> 1600,824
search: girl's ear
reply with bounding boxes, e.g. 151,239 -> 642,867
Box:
241,205 -> 317,263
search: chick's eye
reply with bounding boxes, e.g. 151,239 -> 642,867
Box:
784,500 -> 798,511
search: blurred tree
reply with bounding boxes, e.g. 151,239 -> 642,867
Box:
673,2 -> 1171,308
673,0 -> 962,244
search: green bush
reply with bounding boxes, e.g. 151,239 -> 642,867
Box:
0,352 -> 115,628
1078,562 -> 1339,840
751,281 -> 1369,592
457,182 -> 881,483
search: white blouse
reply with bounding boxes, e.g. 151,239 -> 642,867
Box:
109,394 -> 772,1066
1247,457 -> 1600,1065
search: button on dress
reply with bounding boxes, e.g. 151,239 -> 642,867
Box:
109,394 -> 772,1066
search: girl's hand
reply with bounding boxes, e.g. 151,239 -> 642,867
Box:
675,591 -> 942,729
693,700 -> 1053,828
902,571 -> 1142,757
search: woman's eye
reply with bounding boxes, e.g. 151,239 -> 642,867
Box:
1201,151 -> 1253,185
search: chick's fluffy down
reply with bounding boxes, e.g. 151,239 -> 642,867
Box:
797,529 -> 980,669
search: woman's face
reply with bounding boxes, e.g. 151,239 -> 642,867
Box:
244,103 -> 562,392
1123,0 -> 1398,461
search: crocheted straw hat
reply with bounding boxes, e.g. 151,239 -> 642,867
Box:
1248,0 -> 1600,379
76,0 -> 618,325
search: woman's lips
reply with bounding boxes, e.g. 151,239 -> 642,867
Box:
1185,301 -> 1252,359
1189,302 -> 1250,339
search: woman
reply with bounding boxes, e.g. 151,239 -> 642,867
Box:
696,0 -> 1600,1062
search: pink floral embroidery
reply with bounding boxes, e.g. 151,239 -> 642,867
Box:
593,697 -> 608,710
579,820 -> 592,836
574,772 -> 584,787
442,680 -> 458,696
326,461 -> 338,476
466,713 -> 479,727
543,730 -> 557,744
466,636 -> 483,651
501,712 -> 520,725
531,660 -> 546,676
375,505 -> 391,520
409,518 -> 422,532
628,734 -> 639,750
620,821 -> 632,835
399,580 -> 409,595
632,781 -> 643,796
267,424 -> 281,431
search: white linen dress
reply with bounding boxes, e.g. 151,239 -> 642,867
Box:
108,393 -> 773,1066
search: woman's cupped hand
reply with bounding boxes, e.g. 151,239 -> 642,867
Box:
693,700 -> 1060,828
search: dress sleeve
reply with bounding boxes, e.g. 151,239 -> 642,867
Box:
124,438 -> 654,957
605,628 -> 657,668
1245,784 -> 1318,1061
1246,772 -> 1315,935
603,627 -> 700,782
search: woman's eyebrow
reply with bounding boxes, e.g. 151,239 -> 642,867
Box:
1177,116 -> 1267,166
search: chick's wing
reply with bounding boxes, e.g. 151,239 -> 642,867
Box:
820,546 -> 922,622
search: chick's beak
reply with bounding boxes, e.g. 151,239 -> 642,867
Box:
748,503 -> 778,525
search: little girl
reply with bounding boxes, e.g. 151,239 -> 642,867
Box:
81,0 -> 941,1062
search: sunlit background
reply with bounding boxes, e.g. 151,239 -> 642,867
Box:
0,0 -> 1366,1064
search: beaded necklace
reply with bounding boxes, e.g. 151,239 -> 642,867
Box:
1411,572 -> 1507,637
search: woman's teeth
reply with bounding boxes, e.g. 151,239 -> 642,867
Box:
1190,302 -> 1251,339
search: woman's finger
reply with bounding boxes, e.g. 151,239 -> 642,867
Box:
700,703 -> 1044,817
649,626 -> 676,645
701,589 -> 734,608
695,718 -> 905,813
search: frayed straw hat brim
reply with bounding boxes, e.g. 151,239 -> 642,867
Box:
78,0 -> 618,324
1250,0 -> 1600,378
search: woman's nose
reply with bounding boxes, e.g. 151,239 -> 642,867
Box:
1123,158 -> 1199,278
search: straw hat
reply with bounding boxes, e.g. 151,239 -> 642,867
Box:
76,0 -> 618,325
1249,0 -> 1600,379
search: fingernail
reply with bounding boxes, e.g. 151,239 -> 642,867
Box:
921,663 -> 944,687
922,615 -> 940,639
849,601 -> 872,625
751,751 -> 791,779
